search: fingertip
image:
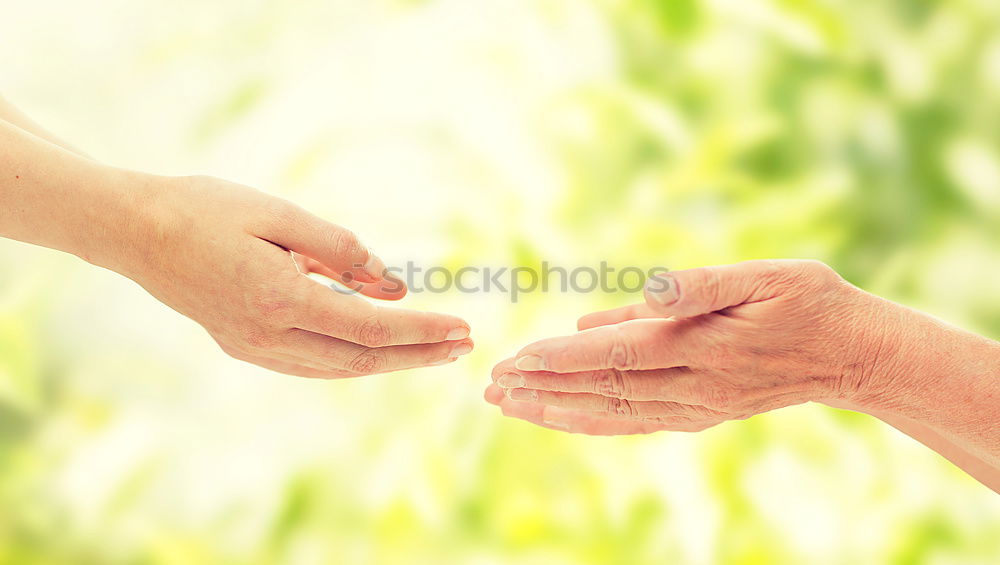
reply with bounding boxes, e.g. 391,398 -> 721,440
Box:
449,339 -> 474,357
362,248 -> 387,281
430,357 -> 459,366
385,271 -> 408,291
446,326 -> 471,341
359,275 -> 408,300
341,242 -> 386,285
514,354 -> 546,372
643,272 -> 679,312
498,395 -> 544,420
490,358 -> 515,381
576,304 -> 656,330
541,405 -> 573,431
577,314 -> 599,331
484,383 -> 504,405
513,339 -> 558,372
513,342 -> 536,359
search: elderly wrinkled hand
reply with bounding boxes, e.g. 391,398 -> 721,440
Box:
485,260 -> 893,435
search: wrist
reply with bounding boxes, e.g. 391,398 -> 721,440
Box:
826,292 -> 915,413
798,282 -> 909,413
74,166 -> 174,278
824,294 -> 1000,424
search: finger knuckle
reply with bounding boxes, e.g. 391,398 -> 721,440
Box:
698,383 -> 737,411
593,369 -> 630,398
689,404 -> 725,420
798,259 -> 833,277
251,289 -> 295,319
348,348 -> 385,375
800,260 -> 842,287
699,269 -> 724,308
753,259 -> 803,292
607,396 -> 638,417
768,259 -> 840,291
329,227 -> 363,261
648,404 -> 699,424
605,330 -> 641,371
355,315 -> 393,347
647,415 -> 689,427
262,197 -> 298,228
241,326 -> 278,351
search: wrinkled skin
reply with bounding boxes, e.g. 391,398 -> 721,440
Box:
486,260 -> 893,435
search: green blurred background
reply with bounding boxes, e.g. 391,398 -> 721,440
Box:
2,0 -> 1000,563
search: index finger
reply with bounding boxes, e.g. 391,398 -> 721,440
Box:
294,253 -> 408,301
514,318 -> 698,374
491,357 -> 699,401
295,279 -> 470,347
576,302 -> 660,331
259,201 -> 387,284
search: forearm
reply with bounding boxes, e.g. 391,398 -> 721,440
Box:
839,297 -> 1000,472
0,119 -> 156,273
868,409 -> 1000,492
0,94 -> 91,158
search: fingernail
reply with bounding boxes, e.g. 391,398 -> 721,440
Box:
383,271 -> 407,289
514,355 -> 546,371
542,406 -> 572,430
507,388 -> 537,402
450,342 -> 473,357
497,373 -> 525,388
542,417 -> 570,431
446,327 -> 470,341
644,273 -> 678,306
431,357 -> 457,366
363,248 -> 387,280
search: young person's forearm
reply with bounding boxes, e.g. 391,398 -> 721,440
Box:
0,119 -> 156,272
0,94 -> 91,158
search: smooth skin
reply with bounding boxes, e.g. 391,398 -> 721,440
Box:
487,260 -> 1000,493
0,96 -> 473,379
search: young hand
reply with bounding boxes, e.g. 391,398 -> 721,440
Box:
114,174 -> 473,379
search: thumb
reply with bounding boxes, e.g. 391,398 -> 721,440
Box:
642,260 -> 793,318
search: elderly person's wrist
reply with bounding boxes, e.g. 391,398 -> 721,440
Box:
822,298 -> 1000,445
817,293 -> 916,413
